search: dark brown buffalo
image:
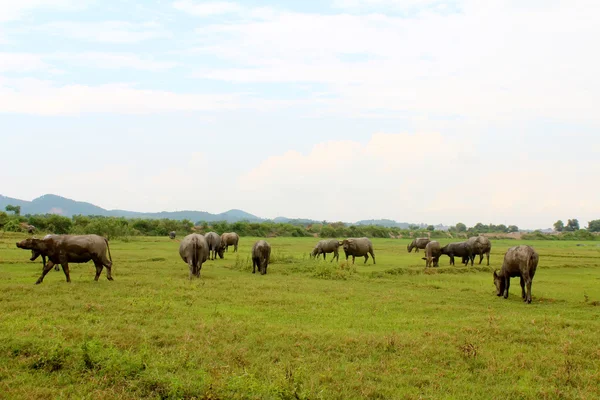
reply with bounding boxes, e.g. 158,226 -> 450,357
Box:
494,245 -> 539,303
16,234 -> 113,284
341,237 -> 375,264
421,241 -> 441,268
179,233 -> 209,279
252,240 -> 271,275
205,231 -> 224,260
407,237 -> 430,253
441,241 -> 474,266
168,231 -> 176,240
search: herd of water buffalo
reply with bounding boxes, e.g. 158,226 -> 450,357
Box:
14,232 -> 539,303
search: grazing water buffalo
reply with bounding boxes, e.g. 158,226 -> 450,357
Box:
421,241 -> 442,268
16,234 -> 113,284
252,240 -> 271,275
441,241 -> 474,266
310,239 -> 341,262
205,231 -> 224,260
462,236 -> 492,265
169,231 -> 176,240
221,232 -> 239,253
341,237 -> 375,265
494,245 -> 539,303
30,234 -> 60,271
179,234 -> 209,279
407,238 -> 430,253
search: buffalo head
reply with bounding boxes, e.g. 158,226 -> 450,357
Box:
493,270 -> 505,296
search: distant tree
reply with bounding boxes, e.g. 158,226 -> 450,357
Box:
508,225 -> 519,233
496,224 -> 508,233
588,220 -> 600,232
408,224 -> 420,231
565,219 -> 580,232
0,211 -> 8,228
5,205 -> 20,216
553,220 -> 564,232
455,223 -> 467,232
426,225 -> 435,231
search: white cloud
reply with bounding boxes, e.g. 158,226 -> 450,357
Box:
0,52 -> 178,72
238,133 -> 600,228
0,77 -> 308,115
190,1 -> 600,123
53,52 -> 179,71
173,0 -> 242,16
0,53 -> 49,72
0,0 -> 83,22
0,78 -> 242,115
36,21 -> 171,43
332,0 -> 455,12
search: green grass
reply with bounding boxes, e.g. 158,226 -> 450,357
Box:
1,233 -> 599,399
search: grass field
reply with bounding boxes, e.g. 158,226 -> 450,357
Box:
1,233 -> 599,399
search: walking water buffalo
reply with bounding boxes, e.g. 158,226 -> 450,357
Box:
205,231 -> 224,260
179,233 -> 209,279
421,241 -> 442,268
16,234 -> 113,284
169,231 -> 176,240
407,237 -> 430,253
310,239 -> 341,262
441,241 -> 474,266
494,245 -> 539,303
462,236 -> 492,265
221,232 -> 239,252
341,237 -> 375,264
252,240 -> 271,275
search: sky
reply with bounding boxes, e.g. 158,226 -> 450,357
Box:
0,0 -> 598,229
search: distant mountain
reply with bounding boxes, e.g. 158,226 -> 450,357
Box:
355,219 -> 412,228
0,193 -> 446,229
271,217 -> 321,225
0,194 -> 262,223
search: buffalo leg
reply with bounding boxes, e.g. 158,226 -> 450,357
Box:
486,252 -> 490,266
60,263 -> 71,283
504,277 -> 510,299
449,255 -> 455,266
252,258 -> 257,274
370,251 -> 376,265
323,253 -> 326,261
479,254 -> 484,265
234,244 -> 238,253
364,254 -> 369,264
520,277 -> 526,300
352,256 -> 356,264
93,261 -> 104,281
470,255 -> 474,266
526,279 -> 533,304
188,260 -> 194,279
104,262 -> 114,281
35,261 -> 57,284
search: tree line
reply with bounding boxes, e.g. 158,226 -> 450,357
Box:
1,205 -> 599,240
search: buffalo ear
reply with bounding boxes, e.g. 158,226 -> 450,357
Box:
421,257 -> 426,261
